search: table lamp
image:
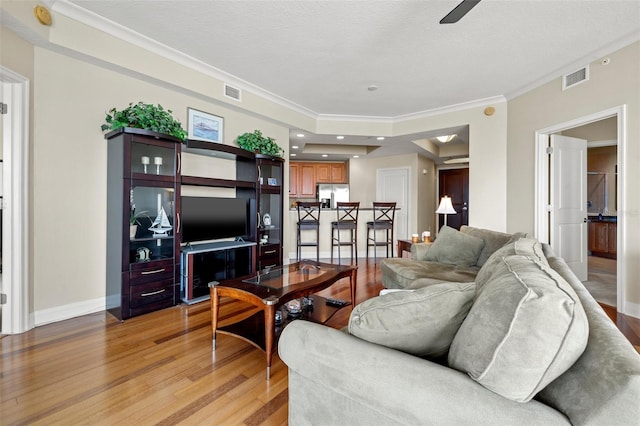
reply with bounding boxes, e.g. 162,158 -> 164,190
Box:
436,196 -> 456,227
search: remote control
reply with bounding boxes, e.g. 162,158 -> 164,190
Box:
325,298 -> 349,307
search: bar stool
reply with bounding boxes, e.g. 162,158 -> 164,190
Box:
330,202 -> 360,264
296,202 -> 321,262
366,202 -> 397,261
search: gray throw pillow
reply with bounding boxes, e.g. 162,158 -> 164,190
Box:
460,226 -> 527,267
475,237 -> 547,293
348,282 -> 476,358
448,255 -> 588,403
425,226 -> 485,267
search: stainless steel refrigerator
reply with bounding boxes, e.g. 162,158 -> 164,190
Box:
316,183 -> 350,208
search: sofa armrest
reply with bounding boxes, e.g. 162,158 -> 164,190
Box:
279,321 -> 569,425
411,242 -> 432,260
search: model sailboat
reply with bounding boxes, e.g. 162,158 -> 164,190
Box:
149,194 -> 173,236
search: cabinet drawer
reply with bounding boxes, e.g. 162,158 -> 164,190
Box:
259,245 -> 280,258
130,279 -> 174,308
258,244 -> 281,270
130,259 -> 174,284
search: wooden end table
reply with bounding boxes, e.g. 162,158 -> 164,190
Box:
209,260 -> 357,379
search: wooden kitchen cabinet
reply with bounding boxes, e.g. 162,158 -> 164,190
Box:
289,163 -> 299,196
289,161 -> 348,197
299,163 -> 316,197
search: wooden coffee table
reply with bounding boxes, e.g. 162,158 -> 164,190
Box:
208,260 -> 357,379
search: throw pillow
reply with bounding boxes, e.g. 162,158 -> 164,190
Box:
349,282 -> 476,358
424,226 -> 485,267
475,237 -> 547,293
460,226 -> 527,267
448,255 -> 588,403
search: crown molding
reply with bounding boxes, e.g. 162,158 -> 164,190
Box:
46,0 -> 319,120
393,96 -> 506,122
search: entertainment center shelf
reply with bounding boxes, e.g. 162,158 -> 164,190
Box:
105,128 -> 284,320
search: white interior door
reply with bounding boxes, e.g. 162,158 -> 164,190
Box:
550,134 -> 588,281
377,167 -> 409,241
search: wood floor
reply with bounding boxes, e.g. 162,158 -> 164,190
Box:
2,259 -> 639,425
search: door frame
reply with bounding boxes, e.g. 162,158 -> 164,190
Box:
1,66 -> 31,334
534,105 -> 626,313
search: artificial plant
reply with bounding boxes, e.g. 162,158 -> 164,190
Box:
101,102 -> 187,141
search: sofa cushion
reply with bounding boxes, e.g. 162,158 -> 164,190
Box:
349,282 -> 476,358
424,226 -> 485,267
448,254 -> 589,403
381,258 -> 479,289
460,226 -> 526,266
475,237 -> 548,294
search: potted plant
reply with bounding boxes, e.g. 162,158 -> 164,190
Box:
129,207 -> 148,239
236,130 -> 284,157
101,102 -> 187,141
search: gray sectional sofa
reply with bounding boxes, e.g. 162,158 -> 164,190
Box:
278,227 -> 640,425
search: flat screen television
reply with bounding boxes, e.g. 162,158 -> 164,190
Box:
181,196 -> 248,244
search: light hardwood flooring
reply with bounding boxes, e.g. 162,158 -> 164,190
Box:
1,259 -> 639,425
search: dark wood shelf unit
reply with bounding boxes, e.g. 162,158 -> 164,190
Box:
183,139 -> 255,160
105,129 -> 181,321
180,175 -> 256,189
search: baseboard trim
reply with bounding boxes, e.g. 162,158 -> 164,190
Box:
34,297 -> 106,327
623,301 -> 640,319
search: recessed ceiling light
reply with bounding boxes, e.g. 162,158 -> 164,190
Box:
368,85 -> 378,91
322,154 -> 328,158
290,153 -> 297,157
377,136 -> 385,140
292,145 -> 299,149
296,133 -> 305,138
353,155 -> 360,158
436,134 -> 456,143
336,136 -> 344,140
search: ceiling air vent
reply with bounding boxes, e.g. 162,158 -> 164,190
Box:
224,84 -> 242,101
562,66 -> 589,91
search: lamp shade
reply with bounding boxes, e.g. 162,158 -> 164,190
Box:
435,196 -> 456,214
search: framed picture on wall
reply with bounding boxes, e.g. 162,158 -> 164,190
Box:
187,108 -> 224,144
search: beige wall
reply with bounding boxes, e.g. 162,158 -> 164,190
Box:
507,41 -> 640,310
3,1 -> 638,321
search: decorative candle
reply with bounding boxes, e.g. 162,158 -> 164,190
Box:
141,156 -> 150,173
411,233 -> 419,243
154,156 -> 162,175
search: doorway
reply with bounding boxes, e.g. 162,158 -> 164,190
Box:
535,106 -> 625,313
1,66 -> 31,334
376,167 -> 410,242
438,167 -> 469,231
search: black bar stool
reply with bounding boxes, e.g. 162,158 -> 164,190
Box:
366,202 -> 396,261
330,202 -> 360,264
296,202 -> 321,262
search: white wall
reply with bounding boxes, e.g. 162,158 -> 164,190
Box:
507,41 -> 640,312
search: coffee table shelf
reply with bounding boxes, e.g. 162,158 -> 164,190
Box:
209,260 -> 356,379
216,294 -> 349,353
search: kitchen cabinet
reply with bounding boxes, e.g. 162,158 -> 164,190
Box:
588,220 -> 617,258
299,163 -> 316,197
289,161 -> 347,197
289,163 -> 299,196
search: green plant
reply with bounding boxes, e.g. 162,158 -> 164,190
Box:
129,207 -> 149,226
101,102 -> 187,141
236,130 -> 283,157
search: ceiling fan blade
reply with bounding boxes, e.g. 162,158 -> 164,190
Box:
440,0 -> 482,24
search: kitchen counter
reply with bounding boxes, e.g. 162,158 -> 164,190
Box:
285,208 -> 399,261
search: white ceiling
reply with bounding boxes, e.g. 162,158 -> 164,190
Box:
48,0 -> 640,161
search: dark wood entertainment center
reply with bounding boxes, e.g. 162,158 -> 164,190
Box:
105,128 -> 284,320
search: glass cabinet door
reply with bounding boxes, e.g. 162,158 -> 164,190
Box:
130,141 -> 176,178
129,184 -> 176,264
